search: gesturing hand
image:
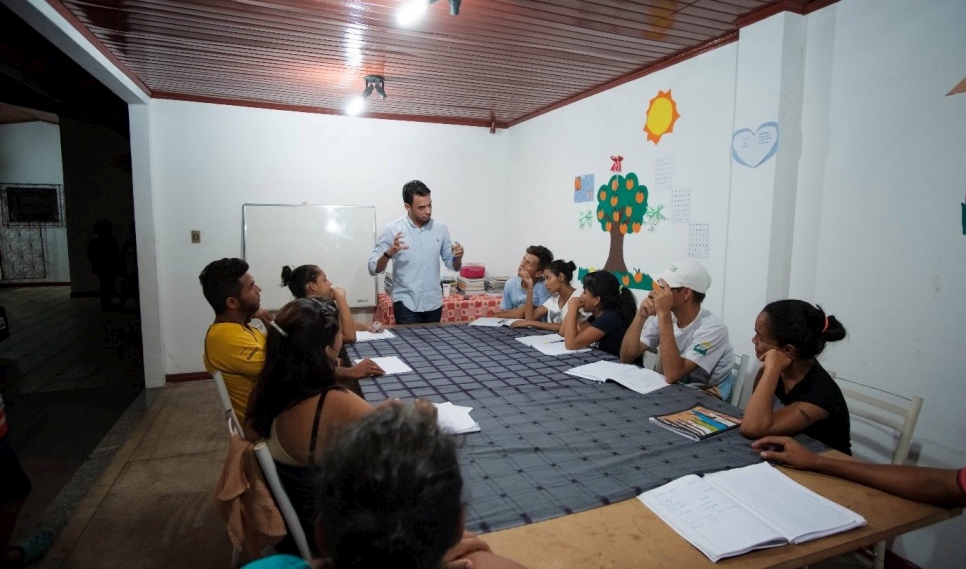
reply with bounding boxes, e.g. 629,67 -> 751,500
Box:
387,232 -> 409,257
451,241 -> 464,260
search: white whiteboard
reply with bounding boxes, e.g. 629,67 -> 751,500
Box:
242,204 -> 377,311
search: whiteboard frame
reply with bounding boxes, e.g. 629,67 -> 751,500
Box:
241,203 -> 378,310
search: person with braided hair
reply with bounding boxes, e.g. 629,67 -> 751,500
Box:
740,299 -> 852,455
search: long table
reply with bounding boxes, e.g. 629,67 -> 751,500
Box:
347,324 -> 961,566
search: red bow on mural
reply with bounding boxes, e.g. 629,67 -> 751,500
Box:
610,155 -> 623,172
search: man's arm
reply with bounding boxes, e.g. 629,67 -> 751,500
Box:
368,226 -> 399,276
440,229 -> 462,272
492,306 -> 526,319
620,299 -> 651,363
492,278 -> 525,318
753,436 -> 966,508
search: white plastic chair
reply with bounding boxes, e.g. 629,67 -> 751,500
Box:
728,354 -> 751,408
212,370 -> 244,435
831,372 -> 924,569
253,443 -> 313,561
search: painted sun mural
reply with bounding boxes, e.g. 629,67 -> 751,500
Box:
643,89 -> 680,144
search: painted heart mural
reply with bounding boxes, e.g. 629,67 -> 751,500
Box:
732,122 -> 779,168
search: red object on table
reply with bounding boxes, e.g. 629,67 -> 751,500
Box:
374,293 -> 502,325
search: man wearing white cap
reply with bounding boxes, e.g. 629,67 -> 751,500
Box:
619,260 -> 735,400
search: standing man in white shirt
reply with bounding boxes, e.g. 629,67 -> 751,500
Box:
619,260 -> 735,400
368,180 -> 463,324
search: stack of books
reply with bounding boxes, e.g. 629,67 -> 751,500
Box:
456,276 -> 485,295
383,272 -> 394,295
484,275 -> 509,294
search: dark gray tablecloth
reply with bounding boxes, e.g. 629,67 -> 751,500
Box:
347,324 -> 824,533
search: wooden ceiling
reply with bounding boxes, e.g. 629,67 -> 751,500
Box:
51,0 -> 828,128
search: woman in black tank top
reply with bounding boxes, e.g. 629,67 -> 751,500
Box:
246,298 -> 375,553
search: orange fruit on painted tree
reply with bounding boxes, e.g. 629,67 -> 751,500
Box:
597,210 -> 604,220
610,196 -> 618,207
632,222 -> 642,233
605,221 -> 612,231
611,180 -> 618,190
635,192 -> 644,204
613,211 -> 620,221
622,275 -> 631,286
619,223 -> 627,234
625,179 -> 635,190
599,190 -> 607,201
634,271 -> 643,283
625,206 -> 633,216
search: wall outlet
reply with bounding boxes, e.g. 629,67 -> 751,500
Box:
191,230 -> 201,243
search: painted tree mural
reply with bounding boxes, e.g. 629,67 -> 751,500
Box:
596,172 -> 649,275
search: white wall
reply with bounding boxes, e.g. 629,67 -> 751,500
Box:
506,44 -> 739,314
0,121 -> 70,282
792,0 -> 966,565
149,99 -> 508,375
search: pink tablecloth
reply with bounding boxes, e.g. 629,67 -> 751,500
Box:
374,293 -> 502,325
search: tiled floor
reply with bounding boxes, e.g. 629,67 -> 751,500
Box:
43,381 -> 234,569
0,286 -> 146,547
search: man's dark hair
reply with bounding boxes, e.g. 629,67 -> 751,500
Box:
199,258 -> 249,314
402,180 -> 431,205
526,245 -> 554,271
316,404 -> 463,569
692,291 -> 706,304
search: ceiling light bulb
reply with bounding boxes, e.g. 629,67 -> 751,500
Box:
397,0 -> 428,26
345,96 -> 366,116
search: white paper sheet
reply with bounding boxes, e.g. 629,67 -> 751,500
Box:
433,402 -> 481,434
515,334 -> 565,347
469,317 -> 519,327
534,342 -> 591,356
354,356 -> 413,375
565,361 -> 637,382
688,222 -> 710,258
609,367 -> 668,395
355,330 -> 397,342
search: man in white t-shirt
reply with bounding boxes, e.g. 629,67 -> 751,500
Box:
619,260 -> 735,400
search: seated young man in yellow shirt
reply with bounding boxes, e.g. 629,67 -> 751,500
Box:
200,258 -> 273,425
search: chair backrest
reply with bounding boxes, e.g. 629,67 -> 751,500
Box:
253,442 -> 313,561
830,372 -> 924,465
212,370 -> 244,436
729,354 -> 751,408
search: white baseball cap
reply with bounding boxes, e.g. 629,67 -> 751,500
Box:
653,260 -> 711,294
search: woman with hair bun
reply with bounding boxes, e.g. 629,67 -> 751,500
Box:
740,300 -> 851,455
281,265 -> 384,382
510,259 -> 587,333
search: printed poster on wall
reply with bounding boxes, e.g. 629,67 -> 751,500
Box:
574,174 -> 594,203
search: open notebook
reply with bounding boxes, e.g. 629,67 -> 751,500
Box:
639,462 -> 866,562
